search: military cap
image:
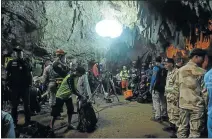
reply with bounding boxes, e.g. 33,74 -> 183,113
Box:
189,48 -> 207,58
165,58 -> 174,64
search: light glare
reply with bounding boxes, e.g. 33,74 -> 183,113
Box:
95,20 -> 123,38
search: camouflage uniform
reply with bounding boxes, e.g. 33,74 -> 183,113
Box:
177,60 -> 206,138
42,59 -> 69,106
165,68 -> 180,127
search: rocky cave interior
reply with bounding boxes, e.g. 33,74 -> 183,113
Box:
1,0 -> 212,76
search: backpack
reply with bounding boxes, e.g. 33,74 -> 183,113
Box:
154,65 -> 167,92
52,62 -> 69,78
77,100 -> 97,132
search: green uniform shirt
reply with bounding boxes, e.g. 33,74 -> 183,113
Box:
56,74 -> 78,100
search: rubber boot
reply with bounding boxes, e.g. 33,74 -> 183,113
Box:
163,123 -> 175,131
170,126 -> 178,138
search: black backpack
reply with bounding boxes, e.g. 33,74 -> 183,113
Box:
52,62 -> 69,78
154,65 -> 167,92
77,100 -> 97,133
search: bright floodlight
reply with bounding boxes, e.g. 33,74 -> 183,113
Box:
95,20 -> 123,38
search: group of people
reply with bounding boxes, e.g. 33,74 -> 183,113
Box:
2,44 -> 212,138
2,46 -> 91,137
149,48 -> 212,138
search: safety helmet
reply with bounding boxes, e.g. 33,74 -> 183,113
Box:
56,49 -> 66,56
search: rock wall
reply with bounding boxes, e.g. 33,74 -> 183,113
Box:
1,1 -> 48,57
42,1 -> 183,64
42,1 -> 139,63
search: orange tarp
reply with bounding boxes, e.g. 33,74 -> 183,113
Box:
166,31 -> 211,58
166,45 -> 186,58
185,32 -> 210,51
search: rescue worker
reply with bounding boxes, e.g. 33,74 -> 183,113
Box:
204,49 -> 212,138
150,56 -> 168,122
50,67 -> 86,130
120,66 -> 129,93
92,62 -> 99,78
177,48 -> 207,138
6,46 -> 33,126
42,49 -> 69,107
163,58 -> 179,137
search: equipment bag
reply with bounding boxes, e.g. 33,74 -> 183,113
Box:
78,100 -> 97,133
124,90 -> 133,100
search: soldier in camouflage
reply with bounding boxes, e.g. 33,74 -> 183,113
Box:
163,58 -> 179,137
176,48 -> 207,138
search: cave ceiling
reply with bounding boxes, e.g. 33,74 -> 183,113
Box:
1,0 -> 212,64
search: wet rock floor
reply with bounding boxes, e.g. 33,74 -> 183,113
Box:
17,96 -> 171,138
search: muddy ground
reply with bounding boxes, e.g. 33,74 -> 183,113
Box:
17,96 -> 172,138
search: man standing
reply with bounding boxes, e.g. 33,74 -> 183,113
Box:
6,46 -> 33,126
50,67 -> 86,130
120,66 -> 129,93
150,56 -> 168,122
42,49 -> 69,107
163,58 -> 179,137
177,48 -> 207,138
204,49 -> 212,138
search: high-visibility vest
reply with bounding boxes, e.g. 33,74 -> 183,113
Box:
4,57 -> 13,68
120,70 -> 129,80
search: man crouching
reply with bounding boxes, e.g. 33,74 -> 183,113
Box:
50,67 -> 86,130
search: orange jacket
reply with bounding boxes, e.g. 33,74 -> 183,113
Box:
92,64 -> 99,77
